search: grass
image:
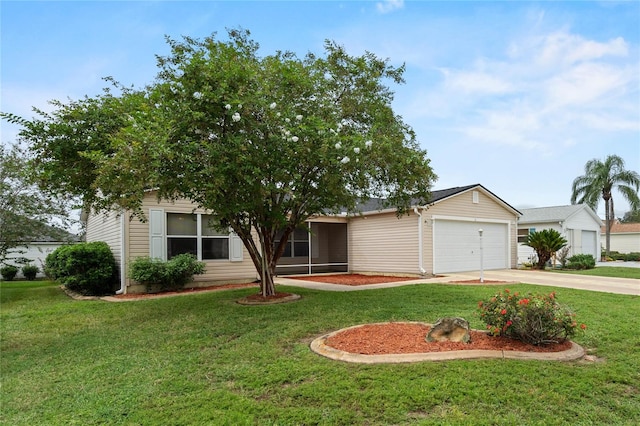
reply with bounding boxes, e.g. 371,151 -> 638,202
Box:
2,280 -> 639,425
552,266 -> 640,279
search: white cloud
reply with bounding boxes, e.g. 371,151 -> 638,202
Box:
376,0 -> 404,14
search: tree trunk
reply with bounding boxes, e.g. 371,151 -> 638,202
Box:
604,196 -> 612,257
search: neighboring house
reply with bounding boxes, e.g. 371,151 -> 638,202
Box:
85,184 -> 521,294
517,205 -> 602,265
600,222 -> 640,253
3,227 -> 80,278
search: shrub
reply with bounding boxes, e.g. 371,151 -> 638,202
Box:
624,252 -> 640,262
566,254 -> 596,270
45,242 -> 117,296
21,265 -> 39,281
1,265 -> 19,281
129,254 -> 205,293
478,289 -> 584,345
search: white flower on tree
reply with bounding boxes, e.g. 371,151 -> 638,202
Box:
341,156 -> 350,164
270,102 -> 277,109
291,136 -> 299,142
296,114 -> 303,121
232,112 -> 241,122
353,147 -> 360,154
335,142 -> 342,149
365,140 -> 373,147
225,104 -> 232,110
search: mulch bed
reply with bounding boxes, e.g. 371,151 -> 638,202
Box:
112,282 -> 259,300
325,322 -> 572,355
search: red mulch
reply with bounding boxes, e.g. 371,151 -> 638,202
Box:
325,323 -> 572,355
112,282 -> 259,300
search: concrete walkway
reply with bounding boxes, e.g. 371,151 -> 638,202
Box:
276,269 -> 639,296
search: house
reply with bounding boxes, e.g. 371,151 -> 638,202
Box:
600,222 -> 640,254
85,184 -> 521,294
517,205 -> 602,265
3,225 -> 80,278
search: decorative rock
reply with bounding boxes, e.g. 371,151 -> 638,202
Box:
426,317 -> 471,343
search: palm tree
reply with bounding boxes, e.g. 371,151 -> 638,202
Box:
524,229 -> 568,270
571,155 -> 640,256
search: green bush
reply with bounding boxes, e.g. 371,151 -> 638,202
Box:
21,265 -> 39,281
566,254 -> 596,270
45,242 -> 117,296
624,252 -> 640,261
1,265 -> 19,281
129,254 -> 205,293
478,289 -> 583,345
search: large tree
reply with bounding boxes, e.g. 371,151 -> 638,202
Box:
4,30 -> 436,296
571,155 -> 640,256
524,229 -> 568,270
0,144 -> 75,262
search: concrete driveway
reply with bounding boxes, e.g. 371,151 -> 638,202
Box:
277,269 -> 639,296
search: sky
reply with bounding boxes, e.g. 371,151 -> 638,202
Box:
2,0 -> 639,219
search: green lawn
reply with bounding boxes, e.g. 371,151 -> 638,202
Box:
553,266 -> 640,279
2,280 -> 639,425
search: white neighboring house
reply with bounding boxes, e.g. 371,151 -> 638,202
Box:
517,205 -> 603,265
3,231 -> 80,278
601,222 -> 640,254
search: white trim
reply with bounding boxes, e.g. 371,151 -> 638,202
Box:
431,214 -> 512,225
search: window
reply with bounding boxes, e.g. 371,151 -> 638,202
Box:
167,213 -> 229,260
275,227 -> 309,258
517,228 -> 535,243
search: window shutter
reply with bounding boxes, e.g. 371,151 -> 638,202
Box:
149,209 -> 166,260
229,232 -> 244,262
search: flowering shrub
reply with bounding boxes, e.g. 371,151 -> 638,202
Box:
477,289 -> 585,345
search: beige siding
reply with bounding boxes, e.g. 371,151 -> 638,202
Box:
85,210 -> 122,270
349,211 -> 421,275
124,194 -> 258,293
349,188 -> 519,275
425,189 -> 518,272
603,233 -> 640,253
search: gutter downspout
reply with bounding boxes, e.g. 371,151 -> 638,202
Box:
116,211 -> 126,294
414,207 -> 427,275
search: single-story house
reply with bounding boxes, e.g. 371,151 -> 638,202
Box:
3,226 -> 80,278
85,183 -> 521,294
601,222 -> 640,254
517,205 -> 602,265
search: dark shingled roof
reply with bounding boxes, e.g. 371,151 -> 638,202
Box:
353,184 -> 520,215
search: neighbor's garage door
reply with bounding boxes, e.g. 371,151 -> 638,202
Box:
581,230 -> 597,258
434,220 -> 509,273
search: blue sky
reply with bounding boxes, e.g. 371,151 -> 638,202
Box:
2,0 -> 639,218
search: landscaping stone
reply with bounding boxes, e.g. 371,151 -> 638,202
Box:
426,317 -> 471,343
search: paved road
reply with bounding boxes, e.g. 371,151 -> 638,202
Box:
276,269 -> 639,296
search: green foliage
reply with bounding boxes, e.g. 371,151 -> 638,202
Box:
608,251 -> 640,261
0,144 -> 76,262
524,229 -> 568,269
129,254 -> 205,293
478,289 -> 584,345
21,264 -> 39,281
619,209 -> 640,223
565,254 -> 596,270
45,242 -> 117,295
9,29 -> 436,297
0,265 -> 18,281
571,155 -> 640,255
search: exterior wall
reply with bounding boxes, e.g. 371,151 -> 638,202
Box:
517,209 -> 602,264
602,233 -> 640,253
4,242 -> 66,278
85,209 -> 123,273
426,189 -> 518,273
349,211 -> 420,275
349,188 -> 518,275
124,194 -> 258,293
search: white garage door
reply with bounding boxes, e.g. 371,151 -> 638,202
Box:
434,220 -> 509,273
581,230 -> 597,258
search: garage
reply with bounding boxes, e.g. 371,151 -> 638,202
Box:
433,219 -> 509,273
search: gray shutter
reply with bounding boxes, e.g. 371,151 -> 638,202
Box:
149,209 -> 166,260
229,231 -> 244,262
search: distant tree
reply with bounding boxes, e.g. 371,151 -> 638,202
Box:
0,144 -> 75,262
619,210 -> 640,223
3,30 -> 437,297
571,155 -> 640,256
524,229 -> 568,270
